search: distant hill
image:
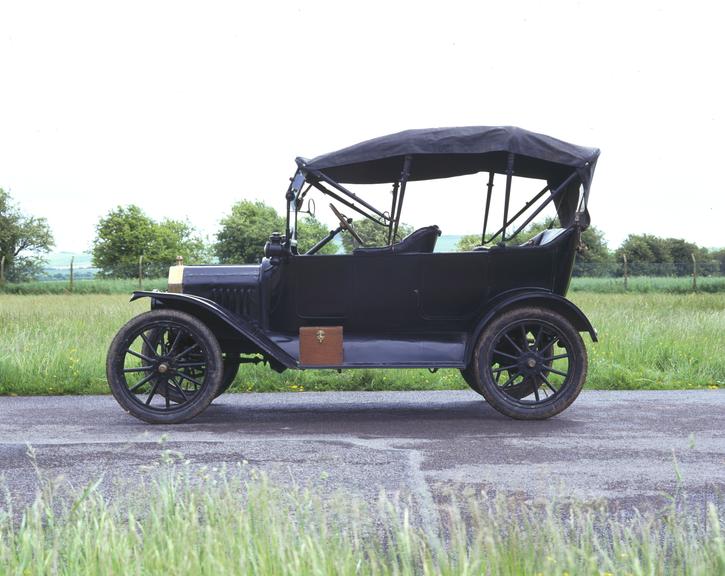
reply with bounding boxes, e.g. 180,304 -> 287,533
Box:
38,237 -> 468,280
435,235 -> 464,252
45,251 -> 93,268
41,252 -> 97,280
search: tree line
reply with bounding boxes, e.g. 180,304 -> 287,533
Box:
1,188 -> 723,281
456,218 -> 725,277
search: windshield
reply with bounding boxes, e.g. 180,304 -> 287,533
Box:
286,170 -> 306,250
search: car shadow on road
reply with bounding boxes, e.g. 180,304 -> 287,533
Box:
153,395 -> 586,438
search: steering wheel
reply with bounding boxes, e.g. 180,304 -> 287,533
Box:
329,203 -> 364,246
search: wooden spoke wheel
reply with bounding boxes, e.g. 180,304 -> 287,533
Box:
472,307 -> 587,420
106,310 -> 223,424
141,332 -> 240,402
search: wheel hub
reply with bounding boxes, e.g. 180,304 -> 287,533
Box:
157,363 -> 170,374
519,352 -> 542,375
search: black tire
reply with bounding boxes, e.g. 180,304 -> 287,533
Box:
107,309 -> 223,424
462,356 -> 545,401
214,356 -> 241,397
142,334 -> 239,402
460,365 -> 484,396
473,306 -> 587,420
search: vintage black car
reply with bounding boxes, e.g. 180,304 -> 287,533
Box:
107,126 -> 600,424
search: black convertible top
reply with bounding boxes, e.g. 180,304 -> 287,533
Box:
303,126 -> 599,190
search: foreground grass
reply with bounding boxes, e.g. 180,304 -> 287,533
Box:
0,293 -> 723,395
1,460 -> 724,575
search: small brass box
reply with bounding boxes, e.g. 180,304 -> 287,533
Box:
299,326 -> 343,366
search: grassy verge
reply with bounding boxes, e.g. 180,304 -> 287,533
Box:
2,275 -> 725,295
570,275 -> 725,294
0,293 -> 723,395
0,278 -> 167,295
1,459 -> 723,575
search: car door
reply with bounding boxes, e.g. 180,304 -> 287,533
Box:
417,252 -> 490,330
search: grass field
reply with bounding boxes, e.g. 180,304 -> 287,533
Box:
0,278 -> 167,295
2,274 -> 725,295
569,275 -> 725,294
1,459 -> 723,575
1,292 -> 723,395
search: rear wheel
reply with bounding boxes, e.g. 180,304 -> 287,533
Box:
462,349 -> 548,400
473,307 -> 587,420
107,309 -> 223,424
460,365 -> 483,395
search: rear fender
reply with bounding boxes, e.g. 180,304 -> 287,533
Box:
130,291 -> 296,370
465,289 -> 598,366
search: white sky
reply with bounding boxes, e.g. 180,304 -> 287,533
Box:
1,0 -> 723,252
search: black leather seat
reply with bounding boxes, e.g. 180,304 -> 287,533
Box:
353,225 -> 441,255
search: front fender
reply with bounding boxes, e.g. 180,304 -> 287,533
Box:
465,289 -> 598,365
130,291 -> 297,369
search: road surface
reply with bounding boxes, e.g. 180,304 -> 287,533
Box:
1,390 -> 723,514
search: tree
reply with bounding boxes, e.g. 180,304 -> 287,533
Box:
712,248 -> 725,275
145,219 -> 208,276
296,215 -> 338,255
456,216 -> 613,276
573,226 -> 613,277
340,218 -> 413,254
215,201 -> 284,264
615,234 -> 676,276
0,188 -> 54,282
456,234 -> 481,251
663,238 -> 719,277
92,205 -> 206,277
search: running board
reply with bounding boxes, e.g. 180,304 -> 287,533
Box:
268,332 -> 467,369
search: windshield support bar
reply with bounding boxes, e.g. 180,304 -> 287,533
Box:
305,168 -> 389,222
484,182 -> 552,244
309,180 -> 387,227
391,155 -> 412,242
295,183 -> 313,210
306,223 -> 345,255
501,153 -> 514,243
387,181 -> 400,244
508,171 -> 580,240
481,171 -> 494,245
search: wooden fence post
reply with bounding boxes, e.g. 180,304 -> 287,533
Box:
622,252 -> 628,291
69,256 -> 74,293
138,255 -> 144,289
691,252 -> 697,292
0,255 -> 5,285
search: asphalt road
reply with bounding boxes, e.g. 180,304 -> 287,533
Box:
1,390 -> 724,515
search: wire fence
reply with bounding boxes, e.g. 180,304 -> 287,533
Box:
575,253 -> 722,280
2,252 -> 723,294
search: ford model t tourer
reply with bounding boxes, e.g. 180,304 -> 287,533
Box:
107,126 -> 600,424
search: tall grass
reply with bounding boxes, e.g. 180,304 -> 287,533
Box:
570,275 -> 725,294
1,459 -> 723,575
0,278 -> 166,295
582,292 -> 725,390
1,293 -> 723,395
2,275 -> 724,295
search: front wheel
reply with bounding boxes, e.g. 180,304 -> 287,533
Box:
215,356 -> 241,397
107,309 -> 223,424
472,307 -> 587,420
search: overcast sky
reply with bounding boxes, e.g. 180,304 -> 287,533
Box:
1,0 -> 723,253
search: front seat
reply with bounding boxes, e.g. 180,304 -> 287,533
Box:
353,225 -> 441,255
